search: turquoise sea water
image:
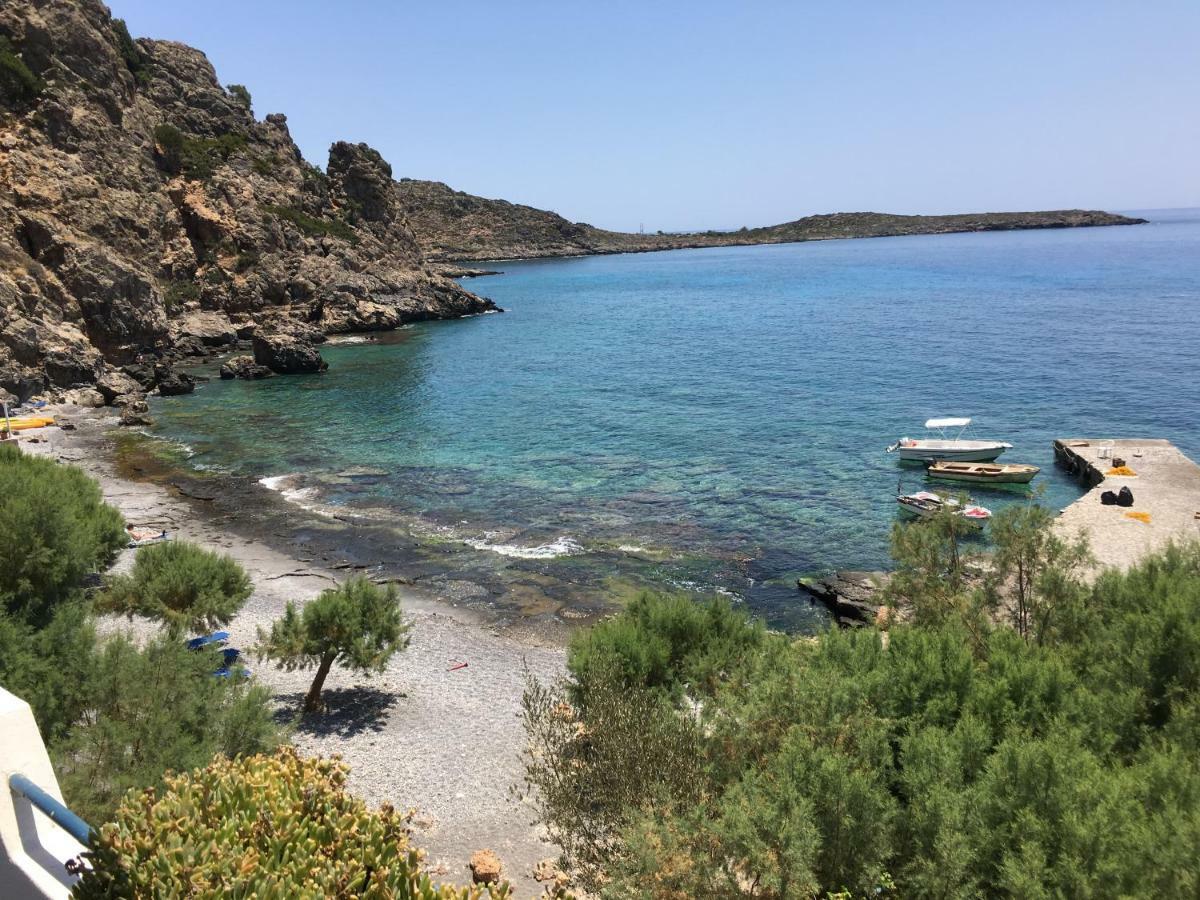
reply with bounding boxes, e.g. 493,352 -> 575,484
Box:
150,209 -> 1200,630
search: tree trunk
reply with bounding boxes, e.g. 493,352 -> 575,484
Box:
304,653 -> 335,713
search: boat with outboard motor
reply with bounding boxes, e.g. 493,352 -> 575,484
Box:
896,489 -> 992,528
887,417 -> 1012,462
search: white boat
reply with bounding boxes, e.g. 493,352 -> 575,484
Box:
896,490 -> 992,529
887,417 -> 1012,462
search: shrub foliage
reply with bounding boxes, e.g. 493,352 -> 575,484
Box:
0,444 -> 126,625
101,539 -> 252,635
263,203 -> 358,243
523,545 -> 1200,897
153,123 -> 247,179
0,35 -> 44,106
73,746 -> 514,899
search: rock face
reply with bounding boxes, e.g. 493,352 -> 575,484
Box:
396,178 -> 1148,262
252,332 -> 326,374
0,0 -> 496,403
798,570 -> 890,627
219,354 -> 271,379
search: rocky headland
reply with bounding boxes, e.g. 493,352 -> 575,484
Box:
0,0 -> 495,407
0,0 -> 1147,410
396,178 -> 1147,262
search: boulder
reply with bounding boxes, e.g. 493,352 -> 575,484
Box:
178,310 -> 238,347
42,348 -> 102,387
797,570 -> 889,627
468,849 -> 502,886
252,332 -> 328,375
219,355 -> 273,380
62,387 -> 106,408
95,369 -> 143,404
119,397 -> 152,426
154,365 -> 195,396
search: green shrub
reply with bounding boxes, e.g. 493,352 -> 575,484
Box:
153,123 -> 247,180
73,747 -> 516,898
0,444 -> 126,625
263,204 -> 358,243
234,249 -> 260,272
160,277 -> 199,312
251,154 -> 276,175
257,577 -> 410,712
0,35 -> 44,106
567,592 -> 763,702
226,82 -> 251,111
54,633 -> 279,826
524,544 -> 1200,897
111,19 -> 149,86
100,540 -> 252,635
0,601 -> 97,743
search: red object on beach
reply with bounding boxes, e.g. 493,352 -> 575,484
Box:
448,662 -> 468,672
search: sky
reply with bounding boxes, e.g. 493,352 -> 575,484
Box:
109,1 -> 1199,232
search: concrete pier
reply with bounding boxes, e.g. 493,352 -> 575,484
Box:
1054,438 -> 1200,570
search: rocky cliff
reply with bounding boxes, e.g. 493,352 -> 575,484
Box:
396,178 -> 1146,262
0,0 -> 494,405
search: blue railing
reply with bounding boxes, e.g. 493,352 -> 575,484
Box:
8,773 -> 93,846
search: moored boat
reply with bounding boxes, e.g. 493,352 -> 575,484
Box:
887,417 -> 1012,462
925,460 -> 1040,485
896,489 -> 992,528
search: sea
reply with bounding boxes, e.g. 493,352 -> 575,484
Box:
148,208 -> 1200,631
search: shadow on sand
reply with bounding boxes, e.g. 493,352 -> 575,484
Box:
274,686 -> 403,738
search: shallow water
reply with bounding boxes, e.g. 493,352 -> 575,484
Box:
150,209 -> 1200,630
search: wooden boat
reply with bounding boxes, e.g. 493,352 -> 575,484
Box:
887,417 -> 1012,462
926,460 -> 1040,485
896,490 -> 991,529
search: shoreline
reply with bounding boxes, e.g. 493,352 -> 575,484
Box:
17,409 -> 566,894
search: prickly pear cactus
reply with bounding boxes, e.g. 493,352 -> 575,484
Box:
72,746 -> 513,899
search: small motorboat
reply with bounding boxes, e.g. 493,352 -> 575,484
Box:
926,460 -> 1040,485
896,489 -> 992,529
887,417 -> 1012,462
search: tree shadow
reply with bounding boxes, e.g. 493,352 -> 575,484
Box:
274,686 -> 402,738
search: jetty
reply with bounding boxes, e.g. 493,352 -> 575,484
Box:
1053,438 -> 1200,570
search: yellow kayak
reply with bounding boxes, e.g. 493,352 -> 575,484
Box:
2,416 -> 55,431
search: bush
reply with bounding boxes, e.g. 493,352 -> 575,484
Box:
153,123 -> 247,180
567,592 -> 764,702
0,444 -> 126,626
263,204 -> 358,243
523,545 -> 1200,897
73,747 -> 515,898
0,601 -> 97,743
226,82 -> 251,111
54,633 -> 278,825
111,19 -> 149,86
160,277 -> 199,312
100,540 -> 252,635
0,35 -> 44,106
257,577 -> 410,712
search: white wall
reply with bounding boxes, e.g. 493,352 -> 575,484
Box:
0,687 -> 86,899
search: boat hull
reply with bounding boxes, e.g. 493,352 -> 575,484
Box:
892,445 -> 1009,462
926,462 -> 1040,484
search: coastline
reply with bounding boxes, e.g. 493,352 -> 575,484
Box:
18,409 -> 566,894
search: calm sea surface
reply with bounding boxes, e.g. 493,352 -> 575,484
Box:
150,209 -> 1200,630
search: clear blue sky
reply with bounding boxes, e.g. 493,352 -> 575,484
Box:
111,0 -> 1199,231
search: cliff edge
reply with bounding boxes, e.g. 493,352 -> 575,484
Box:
0,0 -> 494,404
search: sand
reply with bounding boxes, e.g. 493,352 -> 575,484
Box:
16,408 -> 566,895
